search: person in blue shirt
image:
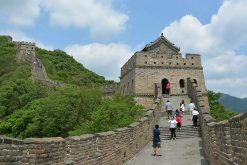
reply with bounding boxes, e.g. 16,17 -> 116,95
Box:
153,124 -> 162,156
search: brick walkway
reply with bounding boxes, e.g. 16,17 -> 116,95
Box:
125,114 -> 208,165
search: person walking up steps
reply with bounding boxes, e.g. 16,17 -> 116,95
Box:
192,109 -> 199,128
168,116 -> 177,140
188,100 -> 196,120
152,124 -> 162,156
180,100 -> 185,117
175,109 -> 182,130
165,100 -> 173,119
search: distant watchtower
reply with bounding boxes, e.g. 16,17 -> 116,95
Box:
119,34 -> 207,108
15,41 -> 36,62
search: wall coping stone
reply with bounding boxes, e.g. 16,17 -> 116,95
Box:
96,131 -> 115,137
114,127 -> 130,132
0,136 -> 23,145
24,137 -> 65,144
129,122 -> 140,128
145,110 -> 153,117
203,114 -> 216,123
66,134 -> 95,141
139,117 -> 149,122
149,104 -> 157,110
208,122 -> 217,127
240,112 -> 247,120
217,120 -> 229,126
229,114 -> 242,122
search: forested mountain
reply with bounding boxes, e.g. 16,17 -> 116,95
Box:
219,93 -> 247,113
36,48 -> 111,86
0,36 -> 143,139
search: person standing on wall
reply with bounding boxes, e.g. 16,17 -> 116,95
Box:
166,83 -> 171,94
188,100 -> 196,120
152,124 -> 162,156
165,100 -> 173,119
192,109 -> 199,128
168,116 -> 177,140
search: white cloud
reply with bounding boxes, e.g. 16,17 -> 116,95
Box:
0,0 -> 128,39
0,0 -> 41,27
162,0 -> 247,98
65,43 -> 133,81
207,78 -> 247,98
0,30 -> 54,50
42,0 -> 129,39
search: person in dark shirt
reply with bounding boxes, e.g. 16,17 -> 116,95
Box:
153,124 -> 162,156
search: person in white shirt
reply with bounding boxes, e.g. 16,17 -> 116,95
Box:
180,100 -> 185,117
192,109 -> 199,128
168,117 -> 177,140
188,100 -> 196,120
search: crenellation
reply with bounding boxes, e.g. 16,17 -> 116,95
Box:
187,77 -> 247,165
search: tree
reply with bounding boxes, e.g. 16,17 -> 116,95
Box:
208,90 -> 237,121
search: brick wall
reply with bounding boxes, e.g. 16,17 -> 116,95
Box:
0,99 -> 162,165
187,78 -> 247,165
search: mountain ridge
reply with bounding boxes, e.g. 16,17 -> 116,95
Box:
219,93 -> 247,113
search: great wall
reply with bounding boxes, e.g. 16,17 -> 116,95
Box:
0,35 -> 247,164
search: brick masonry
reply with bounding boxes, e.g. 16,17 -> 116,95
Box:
119,34 -> 207,109
0,99 -> 162,165
187,78 -> 247,165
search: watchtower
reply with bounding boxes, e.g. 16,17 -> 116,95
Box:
15,41 -> 36,62
119,34 -> 207,108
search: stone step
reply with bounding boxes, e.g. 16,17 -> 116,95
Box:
159,126 -> 201,140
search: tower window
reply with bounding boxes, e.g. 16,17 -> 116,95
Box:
145,61 -> 147,64
192,63 -> 194,65
179,79 -> 185,88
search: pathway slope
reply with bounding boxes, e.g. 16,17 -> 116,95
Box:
125,114 -> 208,165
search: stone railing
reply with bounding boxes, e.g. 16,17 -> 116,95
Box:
0,98 -> 162,164
187,78 -> 247,165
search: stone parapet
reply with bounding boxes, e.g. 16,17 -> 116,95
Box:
187,77 -> 247,165
0,98 -> 163,165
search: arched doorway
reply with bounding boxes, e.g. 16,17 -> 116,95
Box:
161,78 -> 170,94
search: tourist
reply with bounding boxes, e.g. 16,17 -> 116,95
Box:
188,100 -> 196,120
175,109 -> 182,130
180,100 -> 185,117
152,124 -> 162,156
165,100 -> 173,119
168,116 -> 177,140
166,83 -> 171,94
192,109 -> 199,128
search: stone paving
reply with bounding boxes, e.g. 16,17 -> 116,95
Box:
125,114 -> 208,165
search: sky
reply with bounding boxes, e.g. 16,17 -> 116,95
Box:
0,0 -> 247,98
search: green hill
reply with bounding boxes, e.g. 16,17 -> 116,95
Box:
0,36 -> 143,139
36,48 -> 111,86
219,93 -> 247,113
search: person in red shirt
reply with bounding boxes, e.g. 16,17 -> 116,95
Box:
175,109 -> 182,130
166,83 -> 171,94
